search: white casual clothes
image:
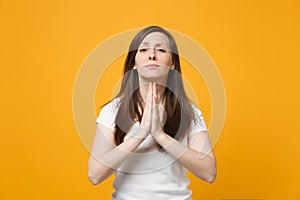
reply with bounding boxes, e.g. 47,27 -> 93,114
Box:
96,98 -> 208,200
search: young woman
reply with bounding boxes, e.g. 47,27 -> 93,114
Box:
88,26 -> 216,200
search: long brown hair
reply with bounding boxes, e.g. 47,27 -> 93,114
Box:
112,26 -> 196,148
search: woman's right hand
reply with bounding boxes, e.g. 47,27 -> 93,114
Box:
135,82 -> 152,139
88,83 -> 154,185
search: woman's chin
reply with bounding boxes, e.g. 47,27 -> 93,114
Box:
142,77 -> 167,85
138,74 -> 169,84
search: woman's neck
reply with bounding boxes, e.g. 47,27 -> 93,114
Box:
139,81 -> 165,104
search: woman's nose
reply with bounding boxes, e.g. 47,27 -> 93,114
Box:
148,49 -> 156,60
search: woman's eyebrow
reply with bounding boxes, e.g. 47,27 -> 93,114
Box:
140,42 -> 168,47
155,43 -> 168,47
140,42 -> 149,46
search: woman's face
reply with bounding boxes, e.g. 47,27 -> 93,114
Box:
134,32 -> 173,83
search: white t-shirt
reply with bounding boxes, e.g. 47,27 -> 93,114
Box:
96,98 -> 208,200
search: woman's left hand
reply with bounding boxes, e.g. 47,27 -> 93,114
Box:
150,82 -> 163,137
148,82 -> 216,183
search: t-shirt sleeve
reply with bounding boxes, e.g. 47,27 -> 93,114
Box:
189,104 -> 208,137
96,99 -> 119,131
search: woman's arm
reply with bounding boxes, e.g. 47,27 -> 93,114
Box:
151,83 -> 216,183
152,130 -> 216,183
88,124 -> 146,185
88,83 -> 153,185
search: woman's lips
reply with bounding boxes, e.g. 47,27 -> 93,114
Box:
145,64 -> 160,68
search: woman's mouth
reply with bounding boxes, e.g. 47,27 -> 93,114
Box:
145,64 -> 160,68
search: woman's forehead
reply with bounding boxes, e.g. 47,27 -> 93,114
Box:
140,32 -> 170,46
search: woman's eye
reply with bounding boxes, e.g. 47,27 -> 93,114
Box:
139,48 -> 148,52
157,48 -> 166,53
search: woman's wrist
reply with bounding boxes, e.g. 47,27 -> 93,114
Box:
152,130 -> 173,147
152,131 -> 188,157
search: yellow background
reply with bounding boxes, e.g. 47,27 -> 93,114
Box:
1,0 -> 299,199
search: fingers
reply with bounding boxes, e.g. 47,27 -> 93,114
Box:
152,82 -> 157,105
151,82 -> 159,120
142,83 -> 152,123
146,82 -> 152,108
152,83 -> 158,117
151,82 -> 161,136
139,83 -> 152,137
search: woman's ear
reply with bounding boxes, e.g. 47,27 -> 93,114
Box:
133,65 -> 137,69
171,64 -> 174,69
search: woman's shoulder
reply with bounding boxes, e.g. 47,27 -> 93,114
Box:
101,97 -> 121,112
190,103 -> 203,115
96,97 -> 121,128
188,103 -> 207,134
